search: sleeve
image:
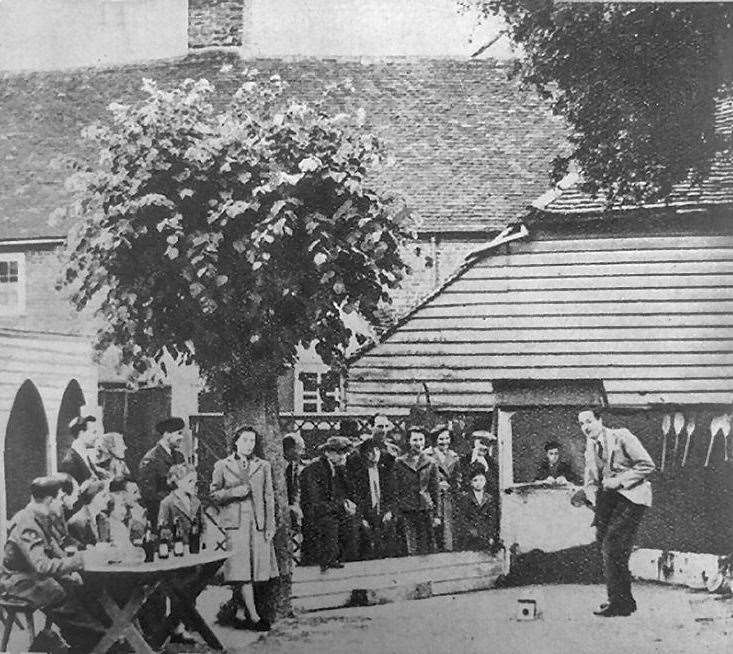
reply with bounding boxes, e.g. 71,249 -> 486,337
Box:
534,462 -> 548,481
616,430 -> 656,488
209,461 -> 250,505
19,527 -> 83,577
428,463 -> 440,511
583,441 -> 600,506
264,462 -> 276,534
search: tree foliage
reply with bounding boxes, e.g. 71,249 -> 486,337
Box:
462,1 -> 733,202
57,74 -> 408,401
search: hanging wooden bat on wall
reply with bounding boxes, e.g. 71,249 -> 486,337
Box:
660,414 -> 671,472
672,412 -> 685,465
681,416 -> 695,467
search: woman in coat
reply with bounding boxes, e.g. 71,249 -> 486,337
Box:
210,426 -> 278,631
425,424 -> 461,551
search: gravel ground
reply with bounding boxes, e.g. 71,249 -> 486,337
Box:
208,583 -> 733,654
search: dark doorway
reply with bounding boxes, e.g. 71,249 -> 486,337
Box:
5,380 -> 49,518
56,379 -> 86,468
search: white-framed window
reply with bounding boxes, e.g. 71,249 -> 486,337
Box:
0,253 -> 26,316
295,364 -> 342,413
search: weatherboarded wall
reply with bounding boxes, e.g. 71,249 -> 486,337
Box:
346,233 -> 733,412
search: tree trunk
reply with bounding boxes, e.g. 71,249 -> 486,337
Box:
223,373 -> 293,618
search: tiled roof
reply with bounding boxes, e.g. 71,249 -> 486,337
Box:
0,51 -> 567,240
535,96 -> 733,215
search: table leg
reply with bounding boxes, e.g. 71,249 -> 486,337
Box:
161,577 -> 224,651
90,584 -> 158,654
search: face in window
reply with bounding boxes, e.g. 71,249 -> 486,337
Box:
547,447 -> 560,465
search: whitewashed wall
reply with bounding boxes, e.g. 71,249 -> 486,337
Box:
0,0 -> 188,72
0,330 -> 97,535
245,0 -> 512,58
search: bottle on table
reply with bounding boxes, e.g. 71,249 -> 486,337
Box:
173,519 -> 185,558
142,521 -> 157,563
189,512 -> 201,555
158,525 -> 171,560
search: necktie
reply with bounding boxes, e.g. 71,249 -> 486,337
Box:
371,471 -> 380,512
596,439 -> 604,483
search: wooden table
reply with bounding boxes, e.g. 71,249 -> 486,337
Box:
81,551 -> 229,654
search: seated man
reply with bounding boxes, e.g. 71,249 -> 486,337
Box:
67,480 -> 111,548
48,473 -> 82,551
535,440 -> 580,485
0,477 -> 92,650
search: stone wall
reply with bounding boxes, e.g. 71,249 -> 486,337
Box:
189,0 -> 245,48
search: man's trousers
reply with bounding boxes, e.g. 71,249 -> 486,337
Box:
595,491 -> 646,608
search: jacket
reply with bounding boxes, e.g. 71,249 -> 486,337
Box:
67,507 -> 110,548
394,451 -> 440,513
425,447 -> 462,492
137,443 -> 186,519
158,491 -> 203,545
1,505 -> 83,580
58,446 -> 94,485
456,490 -> 498,549
209,455 -> 276,533
584,426 -> 655,507
349,458 -> 396,517
300,456 -> 351,522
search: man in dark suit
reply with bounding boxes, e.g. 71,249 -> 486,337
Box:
535,440 -> 581,485
137,417 -> 186,526
58,414 -> 99,484
350,439 -> 397,560
283,432 -> 307,564
299,436 -> 356,572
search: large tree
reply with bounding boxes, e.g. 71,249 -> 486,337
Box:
463,1 -> 733,203
56,74 -> 408,609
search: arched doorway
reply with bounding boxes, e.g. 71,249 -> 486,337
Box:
56,379 -> 85,468
4,380 -> 49,518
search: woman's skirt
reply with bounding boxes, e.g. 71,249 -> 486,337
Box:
222,498 -> 279,583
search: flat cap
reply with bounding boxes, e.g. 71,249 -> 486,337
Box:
156,417 -> 185,435
471,430 -> 497,443
320,436 -> 352,453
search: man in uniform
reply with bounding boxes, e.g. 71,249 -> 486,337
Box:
138,417 -> 187,526
579,407 -> 655,617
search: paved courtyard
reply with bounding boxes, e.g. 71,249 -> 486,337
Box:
204,583 -> 732,654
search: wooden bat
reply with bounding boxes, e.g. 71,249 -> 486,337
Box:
672,412 -> 685,465
704,416 -> 722,467
660,414 -> 671,472
722,415 -> 731,463
681,416 -> 695,467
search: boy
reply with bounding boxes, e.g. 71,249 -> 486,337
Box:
535,440 -> 580,484
456,465 -> 498,552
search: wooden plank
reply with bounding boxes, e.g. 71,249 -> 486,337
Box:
349,365 -> 733,380
293,591 -> 351,612
461,261 -> 733,279
432,287 -> 733,306
292,561 -> 501,598
471,247 -> 733,269
415,300 -> 733,319
440,274 -> 733,293
607,391 -> 733,404
354,353 -> 733,368
504,235 -> 733,255
347,394 -> 495,409
388,327 -> 733,343
370,340 -> 733,356
351,378 -> 733,395
292,551 -> 492,583
403,314 -> 733,329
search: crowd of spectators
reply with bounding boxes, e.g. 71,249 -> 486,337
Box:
283,414 -> 502,572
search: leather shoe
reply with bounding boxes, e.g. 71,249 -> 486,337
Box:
170,632 -> 197,645
330,561 -> 345,569
593,603 -> 635,617
253,619 -> 271,632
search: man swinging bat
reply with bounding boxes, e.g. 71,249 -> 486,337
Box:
576,408 -> 655,617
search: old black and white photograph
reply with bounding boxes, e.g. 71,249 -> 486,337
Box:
0,1 -> 732,653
